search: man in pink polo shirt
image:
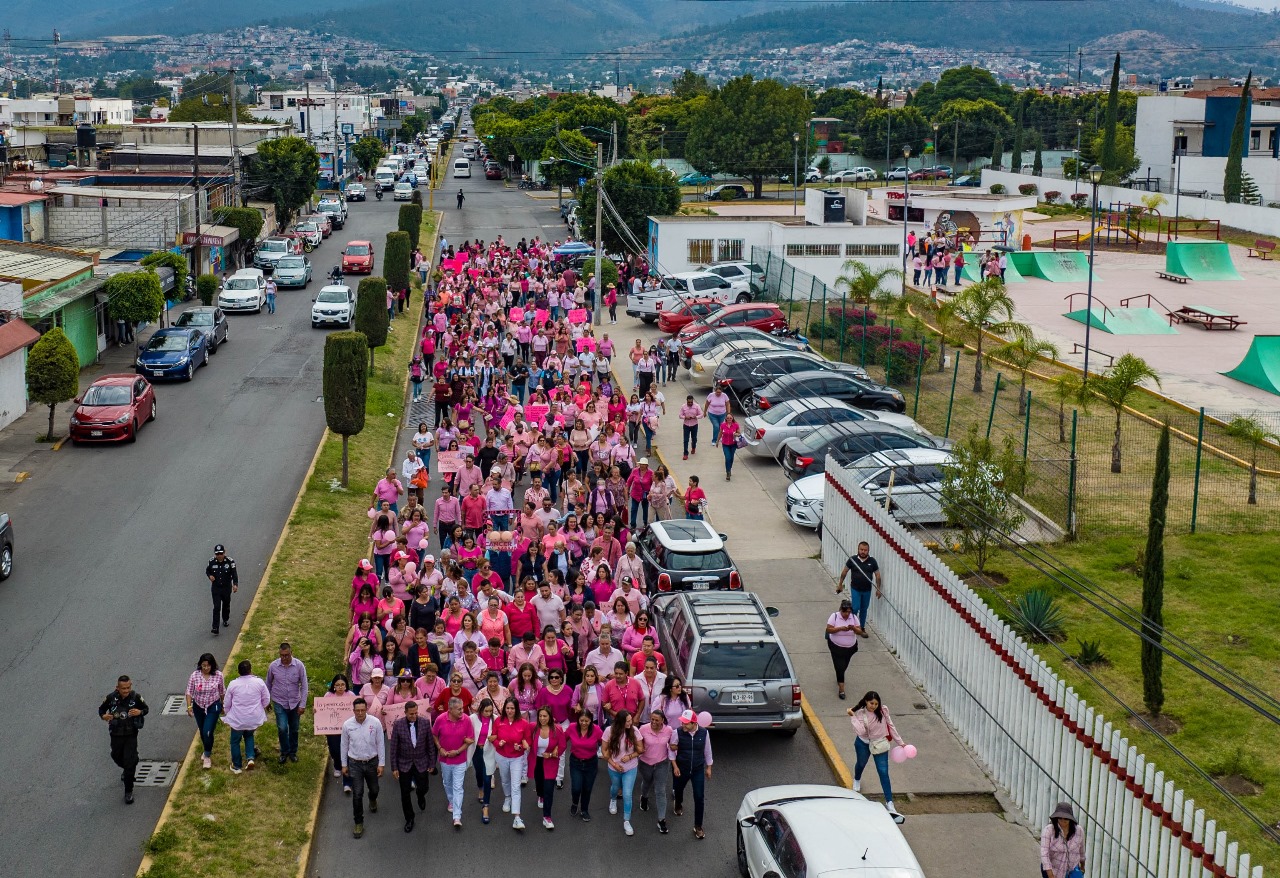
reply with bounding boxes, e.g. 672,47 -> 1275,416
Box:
432,696 -> 475,829
679,395 -> 703,460
601,662 -> 643,723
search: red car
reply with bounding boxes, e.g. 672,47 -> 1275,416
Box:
676,302 -> 789,343
69,374 -> 156,444
657,298 -> 722,335
342,240 -> 375,274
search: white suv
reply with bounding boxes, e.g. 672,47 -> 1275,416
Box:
311,284 -> 354,329
785,446 -> 954,529
700,261 -> 764,298
825,167 -> 877,183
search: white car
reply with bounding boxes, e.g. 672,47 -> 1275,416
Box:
688,338 -> 784,386
699,260 -> 764,298
311,284 -> 354,328
393,181 -> 414,201
785,446 -> 954,529
825,167 -> 877,183
218,269 -> 267,313
736,785 -> 924,878
744,395 -> 930,460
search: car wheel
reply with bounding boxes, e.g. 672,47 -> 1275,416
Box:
736,828 -> 749,878
0,544 -> 12,580
147,400 -> 157,422
127,420 -> 138,443
202,348 -> 209,367
185,362 -> 194,381
735,293 -> 751,304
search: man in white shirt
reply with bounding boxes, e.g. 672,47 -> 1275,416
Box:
531,581 -> 566,633
584,629 -> 621,680
341,698 -> 385,838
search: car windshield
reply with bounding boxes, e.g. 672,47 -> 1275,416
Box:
82,385 -> 131,406
175,311 -> 212,326
318,289 -> 349,303
225,278 -> 258,290
665,549 -> 731,572
295,223 -> 317,231
277,257 -> 305,269
260,241 -> 286,253
693,642 -> 789,680
346,246 -> 370,256
147,334 -> 190,352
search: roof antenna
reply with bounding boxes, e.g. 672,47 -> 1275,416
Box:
861,848 -> 869,861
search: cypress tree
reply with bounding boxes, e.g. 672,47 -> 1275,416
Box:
1224,71 -> 1252,203
355,276 -> 390,373
875,77 -> 884,107
384,231 -> 411,297
1032,134 -> 1044,177
990,134 -> 1004,170
322,331 -> 368,487
1141,424 -> 1169,717
398,203 -> 423,251
27,327 -> 80,442
1010,99 -> 1025,173
1101,53 -> 1121,177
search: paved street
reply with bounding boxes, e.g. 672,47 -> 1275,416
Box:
308,167 -> 834,874
0,191 -> 407,878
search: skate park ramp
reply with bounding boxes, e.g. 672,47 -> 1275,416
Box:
1064,306 -> 1179,335
961,261 -> 1025,283
1165,241 -> 1242,281
1011,250 -> 1100,282
1222,335 -> 1280,395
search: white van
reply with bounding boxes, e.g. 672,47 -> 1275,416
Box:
374,168 -> 395,191
453,158 -> 471,178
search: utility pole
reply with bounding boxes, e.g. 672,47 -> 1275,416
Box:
52,29 -> 60,95
1077,48 -> 1083,86
593,139 -> 603,327
228,67 -> 241,207
192,124 -> 202,281
610,120 -> 618,166
333,87 -> 341,189
304,81 -> 312,139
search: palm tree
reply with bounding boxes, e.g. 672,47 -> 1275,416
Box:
1225,415 -> 1279,505
932,299 -> 964,373
1050,372 -> 1089,443
1094,353 -> 1162,474
986,335 -> 1059,416
833,259 -> 903,305
951,277 -> 1029,394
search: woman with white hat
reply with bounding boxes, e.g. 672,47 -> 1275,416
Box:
1040,802 -> 1085,878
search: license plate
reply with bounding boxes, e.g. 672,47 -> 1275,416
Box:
90,430 -> 103,437
151,371 -> 164,377
730,692 -> 756,704
692,582 -> 710,591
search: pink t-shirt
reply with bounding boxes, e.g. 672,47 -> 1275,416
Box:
432,712 -> 473,765
567,723 -> 604,759
638,723 -> 676,765
535,683 -> 575,724
705,392 -> 729,416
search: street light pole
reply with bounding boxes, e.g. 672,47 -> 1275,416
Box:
1082,164 -> 1104,383
902,144 -> 912,297
932,123 -> 939,175
594,139 -> 604,326
792,132 -> 800,215
1074,119 -> 1082,194
1174,127 -> 1185,239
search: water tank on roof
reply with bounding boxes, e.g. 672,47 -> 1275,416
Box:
77,124 -> 97,149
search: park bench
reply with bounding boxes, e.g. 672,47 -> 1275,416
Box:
1247,239 -> 1275,259
1157,270 -> 1190,283
1168,305 -> 1247,330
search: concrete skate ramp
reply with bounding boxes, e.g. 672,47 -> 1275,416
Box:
1065,307 -> 1179,335
1222,335 -> 1280,395
1012,250 -> 1100,282
1165,241 -> 1242,281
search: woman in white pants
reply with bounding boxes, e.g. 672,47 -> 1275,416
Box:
491,696 -> 533,830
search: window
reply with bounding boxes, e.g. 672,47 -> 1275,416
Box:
716,238 -> 744,262
845,243 -> 900,258
784,243 -> 841,257
1250,130 -> 1262,151
687,239 -> 714,263
692,642 -> 789,680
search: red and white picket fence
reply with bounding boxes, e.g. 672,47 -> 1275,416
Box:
820,464 -> 1263,878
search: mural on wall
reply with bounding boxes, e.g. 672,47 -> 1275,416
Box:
993,210 -> 1022,247
933,210 -> 979,238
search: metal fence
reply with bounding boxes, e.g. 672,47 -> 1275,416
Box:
755,247 -> 1280,537
821,472 -> 1265,878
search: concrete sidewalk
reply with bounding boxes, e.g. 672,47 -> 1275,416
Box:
619,326 -> 1041,877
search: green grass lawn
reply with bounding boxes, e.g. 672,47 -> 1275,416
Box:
140,217 -> 439,878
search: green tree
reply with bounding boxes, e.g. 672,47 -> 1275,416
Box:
1224,71 -> 1253,203
541,130 -> 597,197
576,161 -> 681,254
355,277 -> 390,373
211,206 -> 264,270
1239,172 -> 1262,206
952,278 -> 1028,393
1141,424 -> 1169,717
1094,353 -> 1161,474
1050,372 -> 1088,443
940,426 -> 1026,574
167,94 -> 260,124
1010,98 -> 1026,173
859,107 -> 932,166
1101,53 -> 1121,177
685,76 -> 811,198
105,270 -> 165,326
1088,125 -> 1140,183
352,136 -> 386,175
911,65 -> 1011,117
1225,415 -> 1278,504
986,335 -> 1059,416
1032,134 -> 1044,177
931,99 -> 1014,164
833,259 -> 902,304
139,251 -> 188,302
26,327 -> 80,442
398,204 -> 423,252
673,70 -> 711,100
384,231 -> 411,295
244,136 -> 320,228
196,273 -> 219,306
322,331 -> 368,487
990,134 -> 1004,170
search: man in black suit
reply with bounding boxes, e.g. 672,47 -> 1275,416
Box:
98,675 -> 149,804
388,701 -> 439,833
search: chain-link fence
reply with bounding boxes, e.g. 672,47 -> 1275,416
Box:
754,246 -> 1280,537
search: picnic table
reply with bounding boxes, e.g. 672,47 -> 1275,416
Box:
1167,305 -> 1247,330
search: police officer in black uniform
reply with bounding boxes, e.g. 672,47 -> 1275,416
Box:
98,675 -> 149,803
206,544 -> 239,636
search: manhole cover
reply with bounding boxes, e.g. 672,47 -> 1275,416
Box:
161,694 -> 186,716
134,761 -> 181,787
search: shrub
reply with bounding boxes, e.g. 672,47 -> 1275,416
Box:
1010,588 -> 1066,642
989,184 -> 1007,195
825,305 -> 878,325
879,339 -> 933,383
1069,192 -> 1089,207
848,323 -> 903,361
1075,638 -> 1109,667
1017,183 -> 1037,196
26,327 -> 80,441
196,273 -> 219,306
1043,191 -> 1061,204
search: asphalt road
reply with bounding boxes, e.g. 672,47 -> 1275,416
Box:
0,190 -> 407,878
308,146 -> 833,876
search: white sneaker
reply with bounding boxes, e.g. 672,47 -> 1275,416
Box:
333,769 -> 341,778
886,803 -> 905,824
853,779 -> 861,793
230,765 -> 242,775
502,797 -> 511,813
513,816 -> 525,831
623,820 -> 634,836
609,799 -> 618,815
543,817 -> 555,830
201,755 -> 212,770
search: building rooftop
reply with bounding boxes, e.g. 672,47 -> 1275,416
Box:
0,242 -> 95,283
46,185 -> 188,201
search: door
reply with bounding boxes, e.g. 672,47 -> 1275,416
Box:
744,810 -> 789,878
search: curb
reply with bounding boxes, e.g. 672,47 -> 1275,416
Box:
802,694 -> 853,789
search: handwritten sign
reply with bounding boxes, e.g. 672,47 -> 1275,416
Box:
525,403 -> 550,424
381,701 -> 408,733
313,693 -> 355,735
576,337 -> 597,353
499,411 -> 515,430
567,308 -> 588,324
509,307 -> 524,323
534,309 -> 550,327
437,449 -> 465,474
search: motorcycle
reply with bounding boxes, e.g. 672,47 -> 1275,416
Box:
770,326 -> 809,344
375,188 -> 383,201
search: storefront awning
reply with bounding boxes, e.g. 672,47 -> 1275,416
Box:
180,224 -> 240,248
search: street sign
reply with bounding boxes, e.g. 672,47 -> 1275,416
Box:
377,118 -> 403,130
508,155 -> 515,162
341,123 -> 354,135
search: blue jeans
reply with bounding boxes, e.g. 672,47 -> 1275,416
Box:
630,497 -> 650,528
412,378 -> 423,400
374,553 -> 390,581
954,265 -> 963,285
607,765 -> 638,821
570,755 -> 598,812
849,588 -> 872,627
708,413 -> 725,445
441,761 -> 467,821
230,729 -> 256,769
854,738 -> 894,803
266,292 -> 276,314
514,382 -> 527,404
723,443 -> 737,475
272,702 -> 301,758
193,701 -> 222,757
642,423 -> 655,452
673,764 -> 707,827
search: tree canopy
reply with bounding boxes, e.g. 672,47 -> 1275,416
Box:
245,136 -> 319,228
322,331 -> 368,486
352,136 -> 386,175
26,327 -> 80,441
576,161 -> 682,254
105,270 -> 165,325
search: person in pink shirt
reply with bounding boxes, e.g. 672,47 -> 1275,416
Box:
350,583 -> 378,625
625,459 -> 655,526
621,610 -> 659,657
846,689 -> 907,824
414,663 -> 446,704
373,468 -> 404,515
351,559 -> 379,596
527,705 -> 568,829
566,710 -> 604,819
719,411 -> 742,481
637,709 -> 676,830
602,709 -> 643,834
704,386 -> 730,446
492,696 -> 533,830
432,696 -> 476,829
601,662 -> 643,722
679,395 -> 703,460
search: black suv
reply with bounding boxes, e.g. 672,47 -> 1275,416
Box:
636,519 -> 741,592
780,421 -> 938,480
714,350 -> 867,399
750,370 -> 905,414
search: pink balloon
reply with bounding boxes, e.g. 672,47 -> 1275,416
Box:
367,507 -> 377,520
904,744 -> 918,759
890,746 -> 908,764
418,538 -> 429,549
696,711 -> 713,729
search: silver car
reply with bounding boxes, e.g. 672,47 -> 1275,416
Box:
743,395 -> 930,461
272,255 -> 312,289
